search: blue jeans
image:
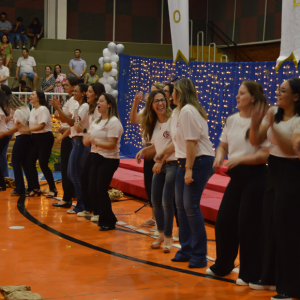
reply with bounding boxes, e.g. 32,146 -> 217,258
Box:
9,33 -> 28,45
151,161 -> 178,237
67,138 -> 89,213
174,155 -> 214,268
0,134 -> 12,178
12,135 -> 33,193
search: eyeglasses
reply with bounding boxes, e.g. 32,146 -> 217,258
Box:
276,88 -> 287,95
153,98 -> 166,105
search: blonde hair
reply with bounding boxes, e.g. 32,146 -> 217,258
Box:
95,93 -> 120,124
174,78 -> 207,120
8,94 -> 27,110
152,82 -> 165,90
140,90 -> 172,142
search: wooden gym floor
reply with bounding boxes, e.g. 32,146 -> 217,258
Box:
0,182 -> 275,300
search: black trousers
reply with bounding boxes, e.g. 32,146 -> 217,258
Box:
60,136 -> 75,202
144,157 -> 155,207
210,164 -> 268,283
89,153 -> 119,227
0,136 -> 9,189
81,152 -> 97,213
260,155 -> 300,299
27,132 -> 55,191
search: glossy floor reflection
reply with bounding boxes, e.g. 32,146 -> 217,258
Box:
0,183 -> 274,300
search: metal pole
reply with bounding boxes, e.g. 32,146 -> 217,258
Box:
197,31 -> 204,62
220,55 -> 228,62
190,20 -> 193,58
113,0 -> 116,42
206,0 -> 209,46
232,0 -> 237,43
161,0 -> 164,44
208,43 -> 216,62
263,0 -> 268,41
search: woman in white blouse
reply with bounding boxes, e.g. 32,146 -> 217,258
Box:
249,78 -> 300,300
206,81 -> 269,286
83,93 -> 123,231
0,95 -> 32,196
18,91 -> 56,197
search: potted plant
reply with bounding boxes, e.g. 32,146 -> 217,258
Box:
49,151 -> 61,172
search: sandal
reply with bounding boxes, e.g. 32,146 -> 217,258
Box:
28,189 -> 41,197
46,189 -> 58,198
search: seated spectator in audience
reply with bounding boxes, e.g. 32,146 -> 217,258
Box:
12,80 -> 31,92
69,49 -> 86,83
0,12 -> 12,39
15,48 -> 39,90
84,65 -> 99,85
41,66 -> 55,101
10,17 -> 28,49
0,57 -> 9,86
27,17 -> 43,50
0,34 -> 13,74
52,64 -> 66,103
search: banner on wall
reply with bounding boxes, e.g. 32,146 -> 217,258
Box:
168,0 -> 189,65
276,0 -> 300,70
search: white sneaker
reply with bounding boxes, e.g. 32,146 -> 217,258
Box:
173,227 -> 179,242
30,46 -> 35,50
77,210 -> 93,217
67,209 -> 76,214
149,225 -> 157,232
91,215 -> 99,222
140,218 -> 156,227
236,278 -> 249,286
249,281 -> 276,291
206,268 -> 215,276
16,46 -> 19,49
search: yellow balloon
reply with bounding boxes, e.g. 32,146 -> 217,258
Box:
103,63 -> 112,72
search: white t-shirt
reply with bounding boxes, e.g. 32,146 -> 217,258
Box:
172,105 -> 215,159
0,65 -> 9,85
89,116 -> 123,159
29,106 -> 52,134
89,107 -> 101,126
61,97 -> 79,128
220,113 -> 270,159
6,108 -> 15,130
14,106 -> 30,137
262,106 -> 300,158
151,117 -> 176,161
69,103 -> 89,138
0,108 -> 8,132
17,56 -> 36,73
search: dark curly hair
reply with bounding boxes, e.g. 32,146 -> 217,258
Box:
35,90 -> 50,111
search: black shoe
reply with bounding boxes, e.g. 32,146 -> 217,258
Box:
52,201 -> 72,208
28,189 -> 42,197
249,280 -> 276,291
171,257 -> 190,262
271,295 -> 293,300
46,189 -> 58,198
11,190 -> 26,196
99,225 -> 115,231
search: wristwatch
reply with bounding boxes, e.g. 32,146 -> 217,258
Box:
83,128 -> 87,133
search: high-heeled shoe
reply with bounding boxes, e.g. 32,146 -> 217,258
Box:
151,233 -> 164,249
162,236 -> 173,253
28,189 -> 41,197
46,189 -> 58,198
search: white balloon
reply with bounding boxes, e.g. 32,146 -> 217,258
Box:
111,90 -> 119,98
103,56 -> 111,63
98,57 -> 104,66
110,54 -> 119,63
111,80 -> 118,89
116,44 -> 125,54
107,76 -> 115,85
103,71 -> 111,78
110,69 -> 118,77
104,84 -> 112,93
99,77 -> 107,84
103,48 -> 111,57
111,62 -> 117,69
100,65 -> 104,72
108,42 -> 116,53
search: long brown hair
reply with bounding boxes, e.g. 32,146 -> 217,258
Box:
140,90 -> 172,142
88,82 -> 105,115
95,93 -> 120,124
174,78 -> 207,120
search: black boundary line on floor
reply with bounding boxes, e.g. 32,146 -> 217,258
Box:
17,196 -> 234,284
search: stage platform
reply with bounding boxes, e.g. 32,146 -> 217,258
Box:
111,159 -> 230,222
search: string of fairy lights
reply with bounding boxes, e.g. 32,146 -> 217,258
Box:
118,55 -> 298,157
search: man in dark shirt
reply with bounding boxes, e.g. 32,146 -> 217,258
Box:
12,80 -> 31,92
10,17 -> 28,49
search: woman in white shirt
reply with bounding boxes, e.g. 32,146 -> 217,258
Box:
206,81 -> 269,286
50,77 -> 79,208
157,79 -> 215,268
136,90 -> 178,252
83,93 -> 123,231
0,95 -> 32,196
0,90 -> 9,191
50,83 -> 89,214
249,78 -> 300,300
18,90 -> 56,197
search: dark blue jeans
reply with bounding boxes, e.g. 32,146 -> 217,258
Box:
12,135 -> 33,193
174,155 -> 214,268
67,138 -> 89,213
152,161 -> 178,237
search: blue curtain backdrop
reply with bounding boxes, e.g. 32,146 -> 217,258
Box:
118,53 -> 299,158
